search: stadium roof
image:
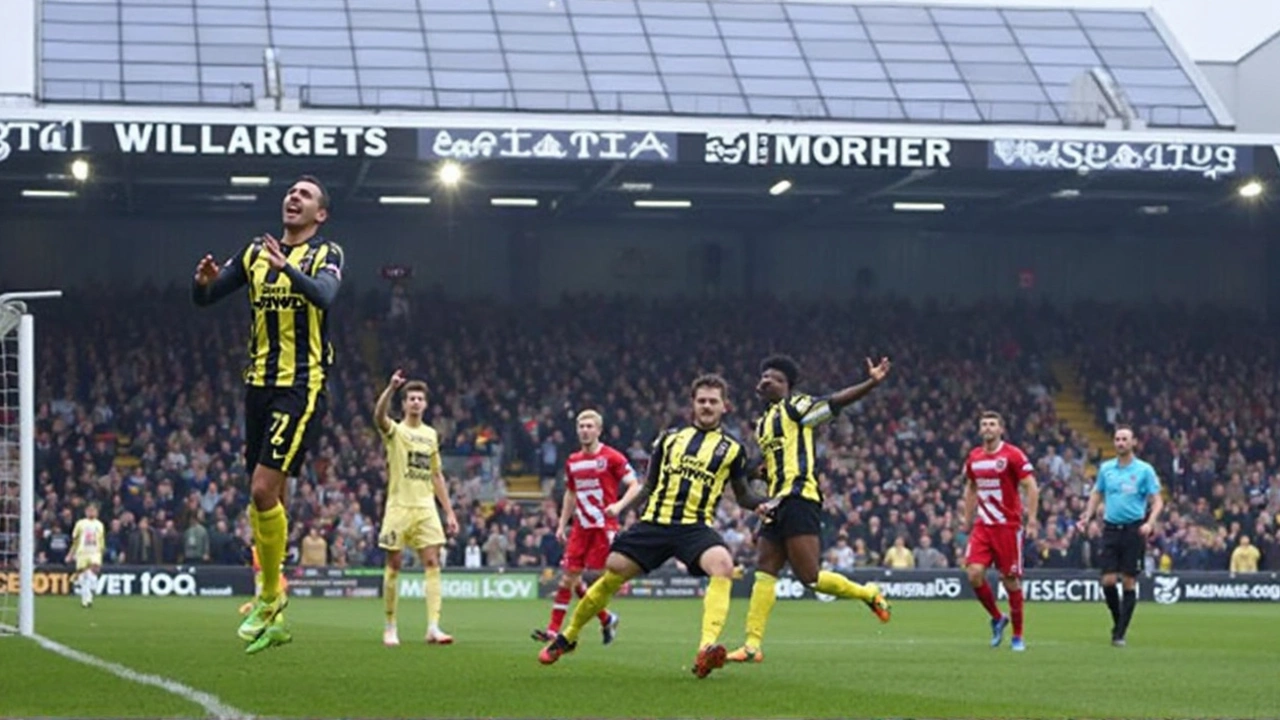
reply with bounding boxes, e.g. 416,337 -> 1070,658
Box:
41,0 -> 1227,129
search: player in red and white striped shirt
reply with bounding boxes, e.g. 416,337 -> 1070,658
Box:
962,411 -> 1040,652
532,409 -> 642,645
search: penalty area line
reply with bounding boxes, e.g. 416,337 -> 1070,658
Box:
30,632 -> 252,720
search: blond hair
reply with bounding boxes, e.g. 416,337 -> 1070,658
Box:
576,409 -> 603,427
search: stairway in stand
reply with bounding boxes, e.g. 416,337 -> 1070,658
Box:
505,474 -> 544,501
1048,359 -> 1110,478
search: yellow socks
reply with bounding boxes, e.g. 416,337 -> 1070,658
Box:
744,571 -> 778,649
256,503 -> 287,601
700,576 -> 732,647
814,570 -> 875,602
563,570 -> 626,643
426,567 -> 443,630
384,566 -> 400,622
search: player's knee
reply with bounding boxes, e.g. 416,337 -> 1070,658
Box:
1100,573 -> 1118,587
559,572 -> 580,589
966,566 -> 986,586
1000,576 -> 1020,591
386,552 -> 402,571
421,550 -> 441,568
699,549 -> 735,578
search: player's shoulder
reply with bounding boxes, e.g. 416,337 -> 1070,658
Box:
1098,458 -> 1117,473
1002,442 -> 1029,458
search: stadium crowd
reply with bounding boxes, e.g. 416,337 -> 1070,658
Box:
15,289 -> 1280,574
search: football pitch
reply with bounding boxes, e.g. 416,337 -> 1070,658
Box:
1,596 -> 1275,719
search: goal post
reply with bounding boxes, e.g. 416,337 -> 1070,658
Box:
0,290 -> 62,638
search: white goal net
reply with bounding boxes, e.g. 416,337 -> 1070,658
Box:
0,300 -> 28,635
0,291 -> 60,637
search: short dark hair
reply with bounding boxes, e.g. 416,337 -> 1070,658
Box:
980,410 -> 1004,426
1114,423 -> 1134,435
402,380 -> 428,399
760,354 -> 800,389
690,373 -> 729,400
296,174 -> 330,210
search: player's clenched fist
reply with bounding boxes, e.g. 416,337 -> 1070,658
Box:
193,254 -> 220,286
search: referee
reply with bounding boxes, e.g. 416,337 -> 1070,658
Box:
1078,424 -> 1163,647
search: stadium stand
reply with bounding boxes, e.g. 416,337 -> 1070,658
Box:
25,290 -> 1279,573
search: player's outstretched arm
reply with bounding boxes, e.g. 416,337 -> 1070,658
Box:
373,370 -> 405,435
191,252 -> 248,307
826,357 -> 892,412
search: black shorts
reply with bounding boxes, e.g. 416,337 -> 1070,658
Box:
244,385 -> 327,476
610,521 -> 727,577
758,496 -> 823,544
1100,522 -> 1144,576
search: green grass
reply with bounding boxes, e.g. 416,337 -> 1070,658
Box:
3,596 -> 1277,718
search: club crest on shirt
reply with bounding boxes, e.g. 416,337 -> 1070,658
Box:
994,457 -> 1007,472
713,440 -> 729,459
596,458 -> 607,471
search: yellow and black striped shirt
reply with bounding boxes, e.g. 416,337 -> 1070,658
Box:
756,393 -> 838,504
194,235 -> 344,390
640,425 -> 747,526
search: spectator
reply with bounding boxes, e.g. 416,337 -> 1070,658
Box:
884,536 -> 914,569
1230,535 -> 1260,573
300,527 -> 327,567
128,517 -> 161,564
913,534 -> 948,569
183,513 -> 210,564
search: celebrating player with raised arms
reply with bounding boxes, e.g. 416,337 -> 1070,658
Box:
962,411 -> 1040,652
531,409 -> 639,646
192,175 -> 344,654
375,370 -> 459,647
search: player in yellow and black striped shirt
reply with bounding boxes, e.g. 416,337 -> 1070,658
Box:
191,175 -> 344,655
538,374 -> 766,679
729,354 -> 894,664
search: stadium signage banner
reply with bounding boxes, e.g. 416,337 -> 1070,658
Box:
741,569 -> 1280,603
20,565 -> 253,597
401,572 -> 538,600
421,127 -> 678,163
101,122 -> 394,158
0,119 -> 87,163
702,131 -> 975,169
988,139 -> 1250,180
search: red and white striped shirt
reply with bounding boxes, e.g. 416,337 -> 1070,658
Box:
964,442 -> 1034,527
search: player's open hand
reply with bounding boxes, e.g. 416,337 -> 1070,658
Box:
194,254 -> 220,286
756,496 -> 781,520
1024,519 -> 1040,538
445,514 -> 460,536
866,356 -> 892,384
555,525 -> 569,544
389,369 -> 407,389
261,234 -> 288,270
604,502 -> 623,519
1139,521 -> 1154,537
